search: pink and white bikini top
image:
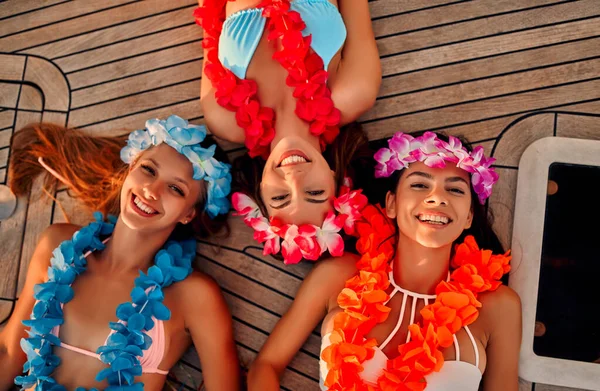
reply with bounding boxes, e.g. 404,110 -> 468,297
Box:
319,270 -> 483,390
50,243 -> 168,376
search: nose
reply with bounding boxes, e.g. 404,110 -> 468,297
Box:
142,183 -> 159,201
424,185 -> 447,206
282,166 -> 308,183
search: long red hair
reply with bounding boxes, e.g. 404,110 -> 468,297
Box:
9,123 -> 228,238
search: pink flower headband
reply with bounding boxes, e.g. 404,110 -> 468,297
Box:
232,184 -> 367,264
374,131 -> 498,204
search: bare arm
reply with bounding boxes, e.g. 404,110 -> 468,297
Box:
0,224 -> 77,391
481,285 -> 522,391
247,255 -> 357,391
181,273 -> 240,391
331,0 -> 382,124
197,0 -> 245,144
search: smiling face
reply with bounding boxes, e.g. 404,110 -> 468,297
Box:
260,136 -> 335,226
120,143 -> 203,233
385,162 -> 474,249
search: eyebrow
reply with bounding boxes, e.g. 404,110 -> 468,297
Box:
148,158 -> 190,186
270,201 -> 291,210
406,171 -> 469,185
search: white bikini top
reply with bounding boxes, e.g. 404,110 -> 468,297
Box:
319,270 -> 483,390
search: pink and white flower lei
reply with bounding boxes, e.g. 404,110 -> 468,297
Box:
232,186 -> 368,265
374,131 -> 498,204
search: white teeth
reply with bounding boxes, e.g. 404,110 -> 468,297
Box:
134,196 -> 157,214
280,155 -> 307,166
418,214 -> 449,224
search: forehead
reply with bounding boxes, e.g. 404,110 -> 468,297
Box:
141,144 -> 195,179
402,161 -> 471,182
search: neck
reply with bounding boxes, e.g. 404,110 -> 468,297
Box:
99,218 -> 173,274
392,231 -> 452,295
270,112 -> 322,152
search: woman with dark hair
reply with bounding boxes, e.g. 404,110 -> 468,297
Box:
248,132 -> 521,390
0,116 -> 240,391
196,0 -> 381,263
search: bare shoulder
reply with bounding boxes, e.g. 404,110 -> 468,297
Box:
307,252 -> 359,287
478,285 -> 522,326
172,270 -> 224,308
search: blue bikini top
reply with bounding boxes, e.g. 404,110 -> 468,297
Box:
218,0 -> 347,79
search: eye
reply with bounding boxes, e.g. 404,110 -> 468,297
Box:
141,164 -> 155,175
271,194 -> 288,201
306,190 -> 325,196
448,187 -> 466,195
410,183 -> 427,189
170,185 -> 185,196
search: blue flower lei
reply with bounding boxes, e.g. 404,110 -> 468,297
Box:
120,115 -> 232,219
15,212 -> 195,391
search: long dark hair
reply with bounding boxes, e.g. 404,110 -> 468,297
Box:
371,131 -> 505,255
9,123 -> 229,240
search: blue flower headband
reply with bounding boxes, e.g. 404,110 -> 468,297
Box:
120,115 -> 231,218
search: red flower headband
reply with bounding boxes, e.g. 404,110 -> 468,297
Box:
232,185 -> 367,264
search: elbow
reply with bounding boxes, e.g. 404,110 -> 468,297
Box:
336,81 -> 381,124
247,359 -> 281,391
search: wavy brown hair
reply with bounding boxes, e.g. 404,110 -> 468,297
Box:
9,123 -> 229,239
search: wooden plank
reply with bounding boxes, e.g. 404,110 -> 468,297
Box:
381,18 -> 600,77
372,0 -> 562,38
362,78 -> 600,141
493,113 -> 555,167
198,259 -> 293,317
0,128 -> 12,148
366,58 -> 600,121
51,190 -> 92,226
0,148 -> 8,168
71,99 -> 201,137
17,84 -> 43,111
41,111 -> 67,126
490,168 -> 518,256
22,6 -> 197,60
556,100 -> 600,114
0,180 -> 28,297
0,168 -> 5,184
0,53 -> 25,80
376,0 -> 599,57
369,0 -> 462,19
0,83 -> 21,109
0,110 -> 15,129
379,37 -> 600,98
0,0 -> 67,20
14,111 -> 41,144
23,56 -> 69,111
68,41 -> 201,90
0,0 -> 134,38
56,25 -> 200,73
556,112 -> 600,140
72,60 -> 202,109
68,80 -> 200,128
0,0 -> 196,53
17,177 -> 54,296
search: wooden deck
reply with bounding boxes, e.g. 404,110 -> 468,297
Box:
1,1 -> 599,390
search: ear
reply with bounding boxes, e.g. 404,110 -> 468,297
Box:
464,207 -> 473,230
385,191 -> 397,219
180,207 -> 197,225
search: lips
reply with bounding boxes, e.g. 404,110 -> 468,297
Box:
130,193 -> 159,217
415,212 -> 453,227
277,149 -> 311,167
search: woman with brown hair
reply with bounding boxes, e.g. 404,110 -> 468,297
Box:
0,116 -> 240,391
196,0 -> 381,264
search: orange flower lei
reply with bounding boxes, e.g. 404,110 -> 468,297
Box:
194,0 -> 341,159
321,205 -> 511,390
